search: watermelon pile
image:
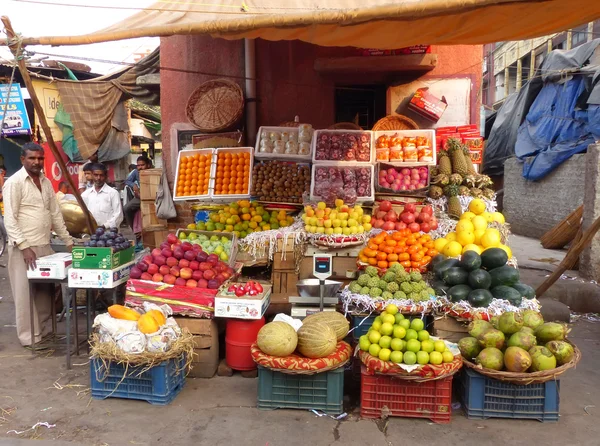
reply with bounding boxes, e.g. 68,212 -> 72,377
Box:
429,248 -> 535,307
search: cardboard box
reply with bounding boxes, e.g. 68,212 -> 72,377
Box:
272,271 -> 298,295
139,168 -> 162,201
141,200 -> 167,229
27,252 -> 72,280
214,286 -> 271,320
174,317 -> 219,378
142,228 -> 170,250
408,87 -> 448,122
68,261 -> 134,289
72,246 -> 134,270
433,316 -> 469,343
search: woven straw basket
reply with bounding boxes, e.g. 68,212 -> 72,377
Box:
372,114 -> 419,131
186,79 -> 244,133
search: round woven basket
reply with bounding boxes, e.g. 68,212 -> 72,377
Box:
462,340 -> 582,385
186,79 -> 244,132
372,114 -> 419,131
328,122 -> 362,130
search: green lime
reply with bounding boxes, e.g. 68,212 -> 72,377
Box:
410,318 -> 425,331
417,330 -> 430,342
392,326 -> 406,339
374,316 -> 382,325
403,351 -> 417,365
416,351 -> 430,365
359,335 -> 371,351
394,313 -> 405,324
368,344 -> 381,357
371,320 -> 382,332
442,351 -> 455,363
390,351 -> 403,363
382,314 -> 396,325
434,340 -> 447,353
380,322 -> 394,336
420,339 -> 434,353
378,335 -> 392,350
406,339 -> 421,353
429,351 -> 443,365
405,329 -> 418,341
399,319 -> 411,330
385,304 -> 399,315
378,348 -> 392,361
390,338 -> 404,351
368,331 -> 381,344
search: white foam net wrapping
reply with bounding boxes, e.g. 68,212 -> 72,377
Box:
238,219 -> 305,261
340,287 -> 442,316
427,195 -> 498,215
436,296 -> 541,320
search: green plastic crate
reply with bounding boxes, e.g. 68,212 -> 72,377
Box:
257,366 -> 344,415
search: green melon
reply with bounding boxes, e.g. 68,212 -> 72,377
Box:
257,322 -> 298,357
297,321 -> 337,359
302,311 -> 349,341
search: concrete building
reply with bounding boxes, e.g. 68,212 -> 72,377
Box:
482,21 -> 600,113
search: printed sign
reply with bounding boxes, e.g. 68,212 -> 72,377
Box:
0,84 -> 31,136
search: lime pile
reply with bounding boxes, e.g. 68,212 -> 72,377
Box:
358,304 -> 454,365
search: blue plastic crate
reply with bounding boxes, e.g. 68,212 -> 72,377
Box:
457,367 -> 560,422
90,355 -> 186,405
351,315 -> 376,340
257,365 -> 344,415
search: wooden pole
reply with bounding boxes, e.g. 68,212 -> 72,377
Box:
2,16 -> 95,234
536,214 -> 600,298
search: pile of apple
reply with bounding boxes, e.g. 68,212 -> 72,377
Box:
130,233 -> 235,289
371,201 -> 439,233
378,166 -> 428,192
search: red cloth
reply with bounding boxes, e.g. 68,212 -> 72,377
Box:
251,341 -> 352,373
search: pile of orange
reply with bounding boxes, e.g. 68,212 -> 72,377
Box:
215,151 -> 251,196
176,153 -> 211,197
358,230 -> 439,271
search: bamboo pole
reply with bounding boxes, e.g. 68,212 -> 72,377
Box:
536,215 -> 600,298
1,16 -> 95,235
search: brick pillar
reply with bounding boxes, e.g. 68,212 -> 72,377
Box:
580,145 -> 600,280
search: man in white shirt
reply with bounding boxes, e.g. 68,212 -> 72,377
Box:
78,151 -> 98,193
82,163 -> 123,229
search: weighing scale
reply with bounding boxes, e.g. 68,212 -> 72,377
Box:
289,254 -> 341,319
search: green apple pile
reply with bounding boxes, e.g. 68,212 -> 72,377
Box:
178,232 -> 232,262
358,304 -> 454,365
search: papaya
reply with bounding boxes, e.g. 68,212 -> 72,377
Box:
108,304 -> 141,321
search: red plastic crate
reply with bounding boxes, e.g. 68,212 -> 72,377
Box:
360,366 -> 452,424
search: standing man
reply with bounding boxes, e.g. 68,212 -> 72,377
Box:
78,151 -> 98,193
3,142 -> 73,347
82,163 -> 123,229
123,155 -> 152,232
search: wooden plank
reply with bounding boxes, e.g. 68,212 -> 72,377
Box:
314,54 -> 437,74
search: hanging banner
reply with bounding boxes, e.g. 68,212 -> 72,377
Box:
0,84 -> 32,137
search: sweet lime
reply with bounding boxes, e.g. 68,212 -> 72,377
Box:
456,219 -> 475,233
368,331 -> 381,344
420,339 -> 434,353
393,326 -> 407,339
374,316 -> 382,324
429,351 -> 443,365
405,329 -> 418,341
410,319 -> 425,332
442,351 -> 455,363
359,336 -> 371,351
371,320 -> 382,332
385,304 -> 399,315
399,319 -> 411,330
378,335 -> 392,350
378,348 -> 392,362
381,314 -> 396,325
368,344 -> 381,357
394,313 -> 405,324
380,322 -> 394,336
445,232 -> 458,242
406,339 -> 421,353
469,198 -> 486,215
403,351 -> 417,365
443,241 -> 463,257
416,351 -> 430,365
434,238 -> 449,252
434,340 -> 447,353
390,351 -> 403,364
417,330 -> 430,342
390,338 -> 404,351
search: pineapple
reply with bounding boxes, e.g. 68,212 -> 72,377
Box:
470,188 -> 483,198
430,166 -> 439,177
438,150 -> 452,175
458,185 -> 470,196
463,174 -> 477,187
431,174 -> 449,186
462,146 -> 477,175
428,185 -> 443,199
476,174 -> 493,189
449,173 -> 463,185
443,184 -> 462,219
447,138 -> 469,176
482,188 -> 495,199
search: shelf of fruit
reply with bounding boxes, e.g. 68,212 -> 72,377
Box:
301,199 -> 372,247
356,305 -> 462,379
341,266 -> 440,315
430,248 -> 540,321
459,311 -> 581,384
130,232 -> 237,290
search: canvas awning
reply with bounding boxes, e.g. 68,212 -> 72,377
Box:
12,0 -> 600,48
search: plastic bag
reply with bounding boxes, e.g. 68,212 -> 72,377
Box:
155,170 -> 177,220
273,313 -> 303,331
115,331 -> 146,354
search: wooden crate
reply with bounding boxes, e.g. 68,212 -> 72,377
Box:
141,228 -> 170,249
173,318 -> 219,378
141,200 -> 167,229
272,270 -> 298,295
273,251 -> 296,271
139,168 -> 162,201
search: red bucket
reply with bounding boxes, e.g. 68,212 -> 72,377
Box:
225,317 -> 265,371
